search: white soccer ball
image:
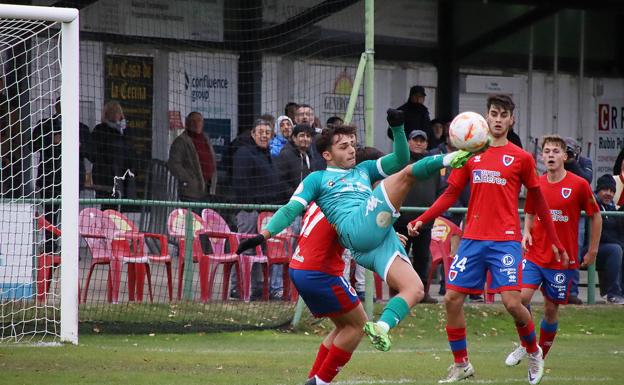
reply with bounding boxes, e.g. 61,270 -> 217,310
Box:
449,111 -> 490,152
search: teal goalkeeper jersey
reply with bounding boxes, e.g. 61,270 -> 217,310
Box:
290,159 -> 387,231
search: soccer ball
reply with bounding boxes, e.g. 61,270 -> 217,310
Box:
448,111 -> 490,152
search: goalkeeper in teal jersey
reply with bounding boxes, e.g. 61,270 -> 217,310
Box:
237,109 -> 472,352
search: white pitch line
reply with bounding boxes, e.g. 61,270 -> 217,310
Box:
331,376 -> 613,385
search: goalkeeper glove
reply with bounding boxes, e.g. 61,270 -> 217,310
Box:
236,234 -> 265,254
386,108 -> 404,128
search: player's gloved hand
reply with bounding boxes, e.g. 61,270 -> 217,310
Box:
443,150 -> 473,169
386,108 -> 404,127
236,234 -> 265,254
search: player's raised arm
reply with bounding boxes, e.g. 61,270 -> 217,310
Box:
378,109 -> 410,175
236,173 -> 321,254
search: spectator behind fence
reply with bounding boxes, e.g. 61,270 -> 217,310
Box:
269,115 -> 294,157
294,103 -> 326,170
593,174 -> 624,304
232,118 -> 288,299
393,129 -> 440,303
563,136 -> 594,304
89,101 -> 136,210
326,115 -> 344,127
275,124 -> 315,197
429,118 -> 446,149
506,122 -> 523,149
388,85 -> 432,148
284,102 -> 298,123
32,99 -> 62,254
168,111 -> 217,203
612,155 -> 624,209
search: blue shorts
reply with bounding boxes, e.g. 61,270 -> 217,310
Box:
447,239 -> 522,294
522,259 -> 573,304
339,181 -> 400,252
289,268 -> 360,318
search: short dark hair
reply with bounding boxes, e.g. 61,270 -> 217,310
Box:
284,102 -> 298,115
297,103 -> 313,111
326,116 -> 344,126
487,94 -> 515,114
541,135 -> 567,151
316,124 -> 357,154
252,118 -> 271,132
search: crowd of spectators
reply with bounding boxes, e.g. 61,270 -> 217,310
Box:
15,86 -> 624,304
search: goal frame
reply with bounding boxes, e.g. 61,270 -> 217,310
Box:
0,4 -> 80,344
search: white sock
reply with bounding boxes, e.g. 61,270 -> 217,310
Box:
315,375 -> 330,385
376,321 -> 390,333
442,151 -> 458,167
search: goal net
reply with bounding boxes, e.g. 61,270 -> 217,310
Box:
0,5 -> 79,344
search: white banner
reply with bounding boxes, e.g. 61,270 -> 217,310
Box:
0,204 -> 34,299
595,100 -> 624,177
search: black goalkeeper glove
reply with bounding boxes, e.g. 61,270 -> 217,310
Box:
236,234 -> 266,254
387,108 -> 404,127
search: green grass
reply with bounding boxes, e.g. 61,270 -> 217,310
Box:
0,304 -> 623,385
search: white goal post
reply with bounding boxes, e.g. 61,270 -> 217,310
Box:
0,4 -> 79,344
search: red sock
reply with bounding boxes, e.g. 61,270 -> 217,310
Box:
446,326 -> 468,364
308,343 -> 330,379
539,319 -> 558,358
316,345 -> 352,383
516,320 -> 538,354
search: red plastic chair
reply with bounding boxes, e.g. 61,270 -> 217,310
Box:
103,210 -> 173,302
256,211 -> 298,301
168,209 -> 244,302
429,217 -> 463,295
202,208 -> 266,302
79,208 -> 147,304
36,216 -> 62,302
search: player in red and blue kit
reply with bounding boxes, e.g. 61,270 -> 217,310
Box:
504,135 -> 601,369
408,95 -> 568,384
291,202 -> 365,385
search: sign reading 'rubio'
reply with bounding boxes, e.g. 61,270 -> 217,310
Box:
595,101 -> 624,177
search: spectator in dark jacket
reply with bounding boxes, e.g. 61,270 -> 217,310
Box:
387,85 -> 432,148
232,118 -> 287,299
88,101 -> 136,210
275,124 -> 314,197
593,174 -> 624,304
394,129 -> 440,303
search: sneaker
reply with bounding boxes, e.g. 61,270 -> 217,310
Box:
438,362 -> 475,383
606,295 -> 624,305
363,322 -> 392,352
527,346 -> 544,385
304,377 -> 317,385
468,294 -> 484,303
567,296 -> 583,305
505,344 -> 527,366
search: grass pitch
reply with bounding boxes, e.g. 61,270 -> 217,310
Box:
0,304 -> 622,385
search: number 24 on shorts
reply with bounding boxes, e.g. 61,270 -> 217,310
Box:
450,255 -> 468,272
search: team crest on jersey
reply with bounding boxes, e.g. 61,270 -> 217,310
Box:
561,188 -> 572,199
448,270 -> 458,282
554,273 -> 566,284
502,155 -> 514,166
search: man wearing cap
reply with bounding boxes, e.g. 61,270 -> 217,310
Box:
388,85 -> 433,149
563,137 -> 594,304
593,174 -> 624,304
